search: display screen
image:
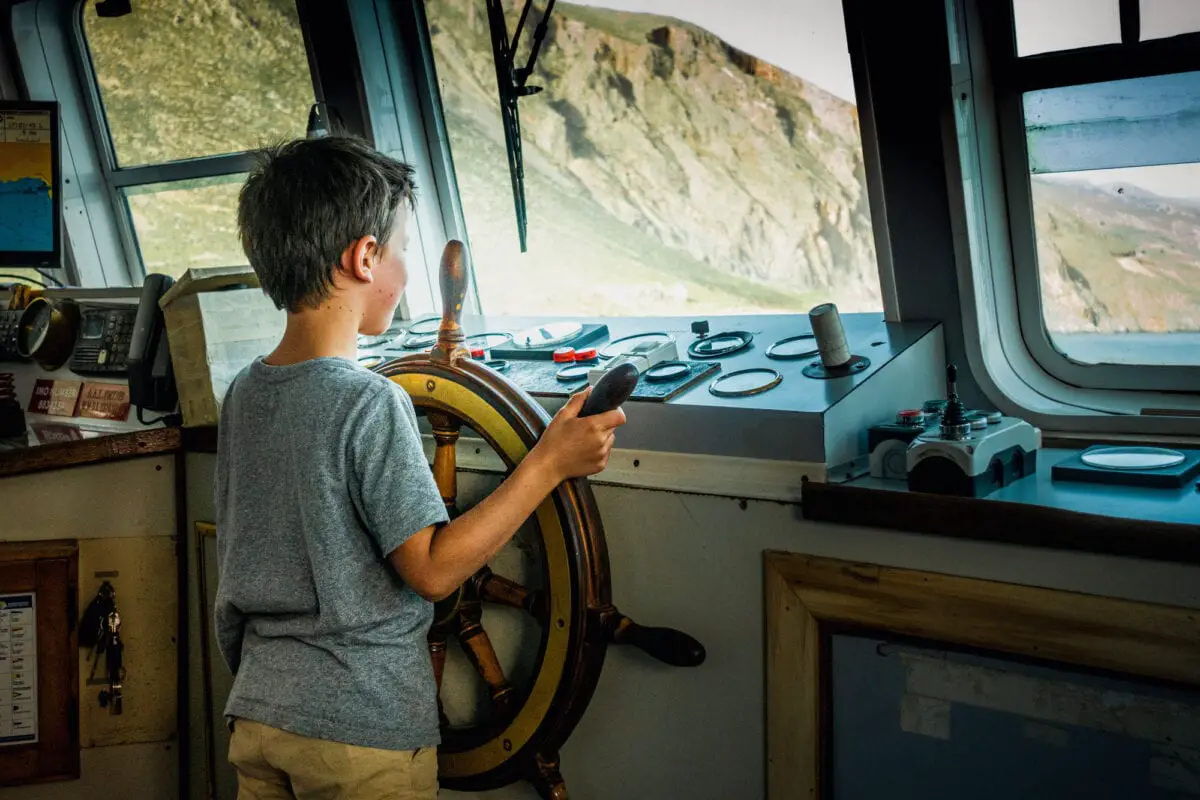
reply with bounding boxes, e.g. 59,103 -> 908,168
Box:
0,109 -> 55,256
81,315 -> 104,339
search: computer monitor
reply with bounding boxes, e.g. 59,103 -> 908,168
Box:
0,101 -> 62,268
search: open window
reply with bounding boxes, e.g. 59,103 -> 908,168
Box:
419,0 -> 887,319
75,0 -> 316,279
983,0 -> 1200,394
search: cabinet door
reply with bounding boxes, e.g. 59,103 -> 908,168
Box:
0,542 -> 79,787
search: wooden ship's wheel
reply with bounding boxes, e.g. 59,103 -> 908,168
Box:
377,241 -> 705,798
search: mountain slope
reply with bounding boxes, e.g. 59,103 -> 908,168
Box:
428,0 -> 881,316
1032,176 -> 1200,333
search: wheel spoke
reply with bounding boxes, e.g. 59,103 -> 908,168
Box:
455,598 -> 516,713
476,566 -> 547,623
427,411 -> 461,513
529,751 -> 569,800
428,632 -> 449,727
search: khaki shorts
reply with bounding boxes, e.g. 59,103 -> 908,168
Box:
229,718 -> 439,800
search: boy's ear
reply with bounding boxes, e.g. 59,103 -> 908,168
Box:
339,235 -> 380,284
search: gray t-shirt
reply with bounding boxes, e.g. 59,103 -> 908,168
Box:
213,356 -> 448,751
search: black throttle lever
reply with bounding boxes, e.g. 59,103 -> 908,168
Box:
578,362 -> 639,418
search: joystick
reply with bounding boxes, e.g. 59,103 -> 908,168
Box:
905,363 -> 1041,497
580,363 -> 638,418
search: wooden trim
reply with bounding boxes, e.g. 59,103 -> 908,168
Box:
194,521 -> 217,800
0,540 -> 78,563
0,428 -> 181,479
800,480 -> 1200,565
764,553 -> 1200,800
765,561 -> 818,800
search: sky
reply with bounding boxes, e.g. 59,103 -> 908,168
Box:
1012,0 -> 1200,55
567,0 -> 858,102
1038,163 -> 1200,201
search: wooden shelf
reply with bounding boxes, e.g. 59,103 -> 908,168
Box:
0,428 -> 181,480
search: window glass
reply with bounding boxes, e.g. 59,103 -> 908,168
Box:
1024,72 -> 1200,366
125,175 -> 248,277
1011,0 -> 1120,56
427,0 -> 882,317
1140,0 -> 1200,42
82,0 -> 314,167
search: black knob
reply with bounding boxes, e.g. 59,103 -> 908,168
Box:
691,320 -> 710,337
579,362 -> 638,418
617,621 -> 706,667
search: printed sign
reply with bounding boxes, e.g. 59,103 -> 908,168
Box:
0,594 -> 37,747
78,383 -> 131,421
27,379 -> 82,418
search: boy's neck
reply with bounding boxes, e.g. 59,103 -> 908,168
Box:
265,306 -> 361,366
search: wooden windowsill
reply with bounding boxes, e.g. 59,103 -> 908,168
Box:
802,448 -> 1200,565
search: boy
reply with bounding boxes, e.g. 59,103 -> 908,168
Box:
214,136 -> 625,799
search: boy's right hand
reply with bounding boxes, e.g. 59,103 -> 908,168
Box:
532,388 -> 627,481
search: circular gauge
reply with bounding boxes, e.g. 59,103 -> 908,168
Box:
17,298 -> 79,370
1081,446 -> 1185,471
511,322 -> 584,349
484,359 -> 510,373
688,331 -> 753,359
555,364 -> 592,382
599,332 -> 674,360
465,332 -> 514,351
401,332 -> 439,350
644,361 -> 690,383
358,354 -> 385,369
765,334 -> 818,360
17,303 -> 52,357
708,367 -> 781,398
407,315 -> 442,335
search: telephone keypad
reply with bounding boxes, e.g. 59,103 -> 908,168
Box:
71,308 -> 138,376
0,311 -> 27,362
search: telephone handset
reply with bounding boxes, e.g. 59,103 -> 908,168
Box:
127,273 -> 178,415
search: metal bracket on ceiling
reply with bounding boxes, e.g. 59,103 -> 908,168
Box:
485,0 -> 556,253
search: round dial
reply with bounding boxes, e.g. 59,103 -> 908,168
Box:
17,302 -> 53,358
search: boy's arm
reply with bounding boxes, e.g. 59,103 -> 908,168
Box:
388,390 -> 624,601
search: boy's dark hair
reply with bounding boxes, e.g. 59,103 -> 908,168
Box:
238,136 -> 417,313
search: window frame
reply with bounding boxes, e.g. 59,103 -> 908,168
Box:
983,0 -> 1200,393
940,0 -> 1200,437
68,0 -> 343,284
18,0 -> 380,287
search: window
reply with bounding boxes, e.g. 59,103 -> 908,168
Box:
1025,74 -> 1200,368
79,0 -> 315,279
425,0 -> 882,318
991,0 -> 1200,389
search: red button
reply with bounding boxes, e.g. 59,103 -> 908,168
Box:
574,348 -> 598,361
552,347 -> 576,363
470,347 -> 486,359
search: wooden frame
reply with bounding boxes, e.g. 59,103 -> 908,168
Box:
765,552 -> 1200,800
0,540 -> 79,786
194,522 -> 218,800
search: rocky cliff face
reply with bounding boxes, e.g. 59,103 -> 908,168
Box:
428,0 -> 881,315
1031,176 -> 1200,334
